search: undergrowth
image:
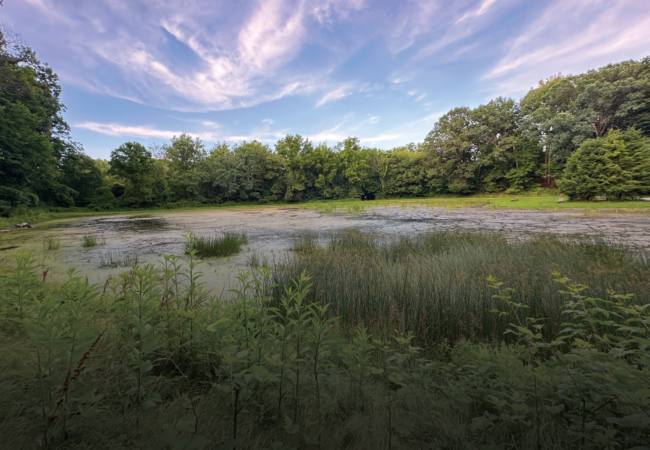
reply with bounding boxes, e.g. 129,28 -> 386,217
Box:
0,232 -> 648,449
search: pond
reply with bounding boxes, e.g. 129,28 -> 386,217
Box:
1,205 -> 649,293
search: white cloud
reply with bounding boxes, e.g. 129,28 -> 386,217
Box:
360,134 -> 402,143
483,0 -> 650,98
76,122 -> 184,139
456,0 -> 499,23
11,0 -> 367,112
75,120 -> 289,144
316,85 -> 353,107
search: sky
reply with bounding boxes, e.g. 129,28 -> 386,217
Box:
2,0 -> 650,159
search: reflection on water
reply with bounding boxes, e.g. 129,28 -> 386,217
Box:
95,217 -> 169,233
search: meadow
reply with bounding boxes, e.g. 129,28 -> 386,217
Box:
1,231 -> 649,449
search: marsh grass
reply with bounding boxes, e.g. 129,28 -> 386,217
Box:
81,233 -> 105,248
290,231 -> 320,253
1,233 -> 649,449
273,230 -> 650,344
98,251 -> 139,268
247,252 -> 271,268
43,237 -> 60,251
186,231 -> 248,257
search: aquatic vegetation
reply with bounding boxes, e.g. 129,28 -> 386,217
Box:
0,233 -> 649,449
290,231 -> 320,253
186,230 -> 248,257
247,252 -> 270,268
81,233 -> 105,248
44,237 -> 60,250
301,198 -> 490,214
273,230 -> 650,344
98,251 -> 139,268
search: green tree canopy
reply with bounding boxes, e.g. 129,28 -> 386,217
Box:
0,26 -> 77,214
557,128 -> 650,201
109,142 -> 155,206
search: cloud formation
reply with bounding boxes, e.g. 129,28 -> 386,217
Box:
77,122 -> 185,140
4,0 -> 649,155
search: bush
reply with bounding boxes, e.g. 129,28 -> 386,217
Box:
558,128 -> 650,200
88,187 -> 117,210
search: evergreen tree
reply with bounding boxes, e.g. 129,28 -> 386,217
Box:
557,129 -> 650,201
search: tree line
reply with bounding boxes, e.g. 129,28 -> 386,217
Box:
2,24 -> 649,215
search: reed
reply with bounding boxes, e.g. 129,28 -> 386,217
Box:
44,237 -> 60,250
186,231 -> 248,257
98,251 -> 139,268
81,233 -> 105,248
272,230 -> 650,344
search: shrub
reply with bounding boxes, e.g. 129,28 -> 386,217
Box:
558,128 -> 650,200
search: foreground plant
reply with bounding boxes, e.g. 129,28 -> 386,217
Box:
1,237 -> 649,449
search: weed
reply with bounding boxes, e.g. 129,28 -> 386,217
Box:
186,231 -> 248,257
43,237 -> 60,251
98,251 -> 139,268
81,233 -> 105,248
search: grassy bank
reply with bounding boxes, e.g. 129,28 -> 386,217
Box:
2,193 -> 650,231
1,233 -> 649,449
301,196 -> 650,214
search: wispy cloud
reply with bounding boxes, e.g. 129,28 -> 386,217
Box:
7,0 -> 649,155
76,120 -> 290,144
484,0 -> 650,97
76,122 -> 185,139
456,0 -> 499,23
10,0 -> 365,112
316,85 -> 354,107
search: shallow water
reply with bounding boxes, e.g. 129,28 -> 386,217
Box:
1,206 -> 649,293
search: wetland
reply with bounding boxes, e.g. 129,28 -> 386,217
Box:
3,203 -> 649,293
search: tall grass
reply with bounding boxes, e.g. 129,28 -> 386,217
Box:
0,233 -> 649,448
186,231 -> 248,257
98,251 -> 139,268
81,233 -> 105,248
43,237 -> 60,250
274,230 -> 650,344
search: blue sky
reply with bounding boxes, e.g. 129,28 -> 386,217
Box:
3,0 -> 650,159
